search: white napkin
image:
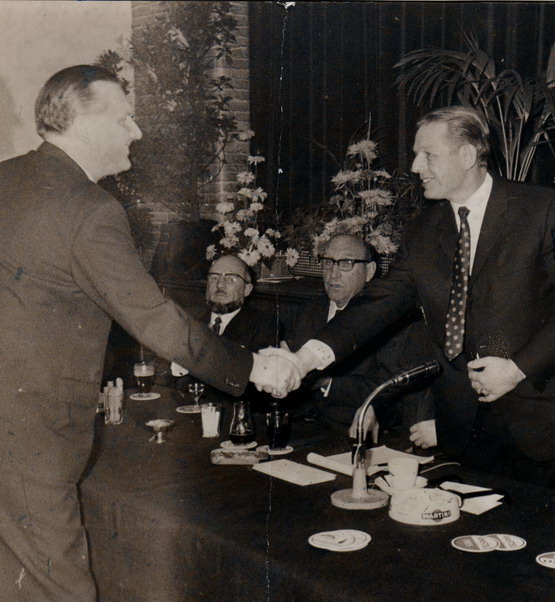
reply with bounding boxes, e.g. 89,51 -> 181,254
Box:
440,481 -> 504,515
253,459 -> 336,486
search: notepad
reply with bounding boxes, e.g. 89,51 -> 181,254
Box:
252,459 -> 336,486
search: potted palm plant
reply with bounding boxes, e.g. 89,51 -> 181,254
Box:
395,33 -> 555,182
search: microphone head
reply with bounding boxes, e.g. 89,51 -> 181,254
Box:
392,360 -> 441,387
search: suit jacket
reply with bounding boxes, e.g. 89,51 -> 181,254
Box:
288,292 -> 433,428
0,142 -> 252,481
317,176 -> 555,460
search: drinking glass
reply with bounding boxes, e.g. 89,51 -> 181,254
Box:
266,405 -> 291,450
133,360 -> 155,399
229,401 -> 255,446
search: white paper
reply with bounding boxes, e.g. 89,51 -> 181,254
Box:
307,446 -> 433,478
440,481 -> 504,515
252,459 -> 336,486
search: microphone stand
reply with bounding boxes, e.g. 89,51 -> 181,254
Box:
331,361 -> 440,510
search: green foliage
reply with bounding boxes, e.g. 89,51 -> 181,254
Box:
129,2 -> 239,219
396,34 -> 555,182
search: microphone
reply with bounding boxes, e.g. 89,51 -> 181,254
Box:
389,360 -> 441,387
331,360 -> 442,511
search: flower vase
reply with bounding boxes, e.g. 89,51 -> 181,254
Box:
289,250 -> 323,278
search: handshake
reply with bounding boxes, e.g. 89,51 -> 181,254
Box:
249,342 -> 316,398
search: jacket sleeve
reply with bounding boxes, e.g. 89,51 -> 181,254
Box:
70,199 -> 253,396
511,198 -> 555,390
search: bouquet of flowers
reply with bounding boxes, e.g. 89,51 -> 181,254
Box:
285,122 -> 422,262
207,132 -> 299,270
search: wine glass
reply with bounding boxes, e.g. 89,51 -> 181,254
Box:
188,382 -> 205,409
175,381 -> 205,414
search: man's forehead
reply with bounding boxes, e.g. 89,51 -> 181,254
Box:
211,256 -> 244,272
413,121 -> 450,149
326,236 -> 366,256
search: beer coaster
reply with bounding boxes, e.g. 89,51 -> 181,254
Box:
536,552 -> 555,569
221,440 -> 257,450
129,392 -> 160,401
309,530 -> 370,552
485,534 -> 527,551
451,535 -> 499,553
257,445 -> 294,456
176,405 -> 201,414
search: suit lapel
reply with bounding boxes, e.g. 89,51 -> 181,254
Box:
470,178 -> 510,287
435,201 -> 459,265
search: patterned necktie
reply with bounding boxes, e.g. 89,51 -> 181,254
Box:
444,206 -> 471,360
212,316 -> 222,335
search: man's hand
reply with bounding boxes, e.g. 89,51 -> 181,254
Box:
409,420 -> 437,449
467,356 -> 525,402
258,340 -> 316,382
249,350 -> 301,398
348,405 -> 379,445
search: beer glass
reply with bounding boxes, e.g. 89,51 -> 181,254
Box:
133,360 -> 155,399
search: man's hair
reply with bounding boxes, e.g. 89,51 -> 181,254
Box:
324,234 -> 375,262
417,106 -> 490,167
35,65 -> 120,137
210,255 -> 254,284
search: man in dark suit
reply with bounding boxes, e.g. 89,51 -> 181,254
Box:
273,106 -> 555,486
0,65 -> 298,600
171,254 -> 280,409
286,234 -> 432,439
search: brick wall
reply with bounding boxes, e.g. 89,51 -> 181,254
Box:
130,1 -> 250,266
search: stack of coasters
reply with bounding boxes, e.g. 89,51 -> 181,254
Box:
451,534 -> 527,553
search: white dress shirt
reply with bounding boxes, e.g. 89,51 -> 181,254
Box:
209,308 -> 241,334
450,173 -> 492,273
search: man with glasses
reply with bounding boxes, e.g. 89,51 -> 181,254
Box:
171,255 -> 281,405
286,234 -> 432,440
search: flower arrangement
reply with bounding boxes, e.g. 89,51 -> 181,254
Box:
285,124 -> 422,262
207,131 -> 299,270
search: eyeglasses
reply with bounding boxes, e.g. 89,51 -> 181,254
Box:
319,257 -> 371,272
207,272 -> 249,285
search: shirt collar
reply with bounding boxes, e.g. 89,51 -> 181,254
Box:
449,173 -> 492,215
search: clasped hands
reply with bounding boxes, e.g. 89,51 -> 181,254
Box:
467,356 -> 525,402
250,342 -> 312,398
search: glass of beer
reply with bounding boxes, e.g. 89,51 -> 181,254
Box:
266,404 -> 291,451
229,401 -> 255,446
133,360 -> 155,399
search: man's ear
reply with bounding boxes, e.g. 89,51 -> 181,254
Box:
69,114 -> 92,144
244,282 -> 253,297
365,261 -> 377,282
459,143 -> 478,170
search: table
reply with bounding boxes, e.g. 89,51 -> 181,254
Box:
81,388 -> 555,601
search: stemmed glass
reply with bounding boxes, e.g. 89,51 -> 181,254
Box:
176,381 -> 205,414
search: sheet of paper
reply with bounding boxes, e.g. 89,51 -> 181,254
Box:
307,446 -> 433,477
252,459 -> 336,486
440,481 -> 504,515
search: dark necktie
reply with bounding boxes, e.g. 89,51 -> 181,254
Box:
212,316 -> 222,335
444,206 -> 471,361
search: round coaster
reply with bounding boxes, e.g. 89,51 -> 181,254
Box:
485,534 -> 527,551
129,392 -> 161,401
220,440 -> 257,450
257,445 -> 294,456
308,530 -> 371,552
536,552 -> 555,569
176,405 -> 201,414
451,535 -> 499,553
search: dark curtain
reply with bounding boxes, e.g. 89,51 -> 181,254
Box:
249,1 -> 555,219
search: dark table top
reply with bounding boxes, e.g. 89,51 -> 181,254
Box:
81,387 -> 555,602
